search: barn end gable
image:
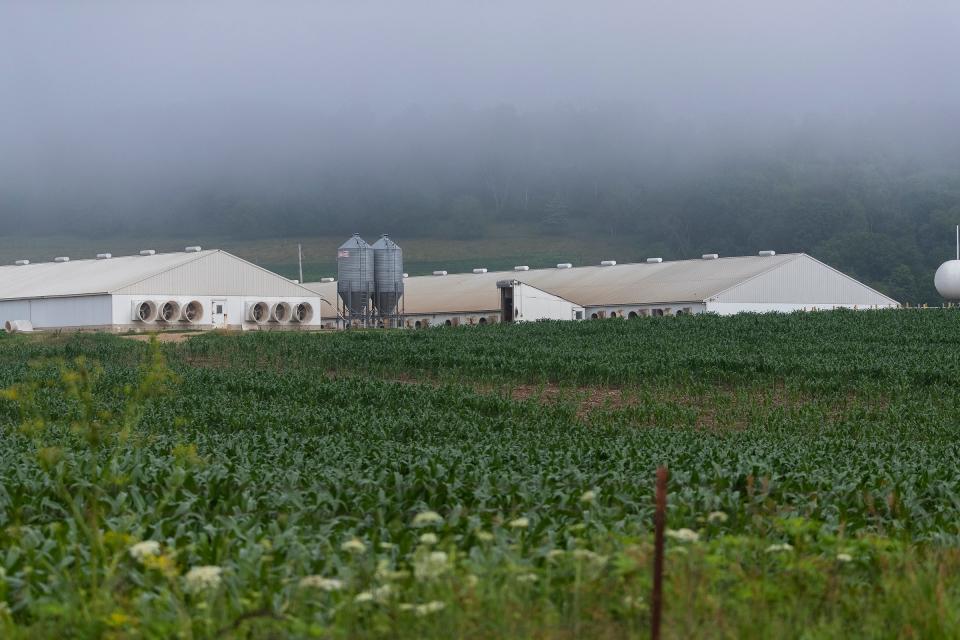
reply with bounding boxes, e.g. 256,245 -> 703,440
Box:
712,254 -> 900,306
113,250 -> 316,297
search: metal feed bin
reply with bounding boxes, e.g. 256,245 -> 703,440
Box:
337,234 -> 375,327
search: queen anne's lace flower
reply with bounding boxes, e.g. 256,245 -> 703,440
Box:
129,541 -> 161,563
298,576 -> 343,591
184,566 -> 223,593
414,551 -> 449,580
412,511 -> 444,526
666,528 -> 700,543
340,538 -> 366,554
415,601 -> 446,616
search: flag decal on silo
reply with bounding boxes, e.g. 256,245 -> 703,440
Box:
338,250 -> 350,258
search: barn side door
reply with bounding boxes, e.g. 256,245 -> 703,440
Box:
211,299 -> 227,328
498,281 -> 516,323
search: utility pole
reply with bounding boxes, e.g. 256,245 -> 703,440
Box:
298,243 -> 304,283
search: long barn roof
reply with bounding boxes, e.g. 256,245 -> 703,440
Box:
0,250 -> 317,300
308,252 -> 901,315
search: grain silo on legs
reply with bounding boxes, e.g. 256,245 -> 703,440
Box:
371,234 -> 404,327
336,234 -> 375,328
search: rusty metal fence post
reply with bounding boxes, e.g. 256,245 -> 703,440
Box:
651,466 -> 668,640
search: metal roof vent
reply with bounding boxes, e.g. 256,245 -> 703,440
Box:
185,246 -> 202,252
54,256 -> 70,263
646,257 -> 663,263
600,260 -> 617,266
473,268 -> 488,274
702,253 -> 719,260
14,260 -> 29,266
758,250 -> 776,257
433,270 -> 448,276
557,263 -> 573,269
291,279 -> 299,284
320,277 -> 335,283
96,253 -> 112,260
514,265 -> 529,271
139,249 -> 156,256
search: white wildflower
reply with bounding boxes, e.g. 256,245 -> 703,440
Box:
413,551 -> 449,580
298,576 -> 343,591
398,603 -> 415,611
372,584 -> 392,602
508,517 -> 529,529
129,540 -> 161,563
622,595 -> 644,610
666,528 -> 700,543
379,542 -> 396,550
415,601 -> 446,616
465,574 -> 479,587
580,490 -> 596,503
340,538 -> 366,554
412,511 -> 444,527
707,511 -> 728,524
475,530 -> 494,542
419,532 -> 438,545
571,548 -> 608,569
354,585 -> 391,604
765,543 -> 794,553
547,549 -> 566,560
184,565 -> 223,593
836,553 -> 853,563
516,573 -> 538,583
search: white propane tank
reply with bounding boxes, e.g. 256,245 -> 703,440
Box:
935,226 -> 960,301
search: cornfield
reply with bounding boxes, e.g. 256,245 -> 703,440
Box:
1,309 -> 959,638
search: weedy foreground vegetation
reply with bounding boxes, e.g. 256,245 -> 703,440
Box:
1,310 -> 960,638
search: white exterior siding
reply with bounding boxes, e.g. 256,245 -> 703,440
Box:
713,255 -> 899,307
110,294 -> 325,330
586,303 -> 705,318
0,250 -> 327,332
705,302 -> 891,315
115,251 -> 311,297
509,283 -> 584,322
0,295 -> 113,329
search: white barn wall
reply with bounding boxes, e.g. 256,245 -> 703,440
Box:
0,295 -> 113,329
585,303 -> 705,319
714,254 -> 899,306
511,283 -> 584,322
114,251 -> 311,298
111,294 -> 325,330
706,302 -> 895,315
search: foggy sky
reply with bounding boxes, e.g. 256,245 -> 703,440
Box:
2,0 -> 959,230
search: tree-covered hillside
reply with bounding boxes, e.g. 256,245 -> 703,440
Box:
4,107 -> 959,304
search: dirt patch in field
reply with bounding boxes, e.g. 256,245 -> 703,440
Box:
175,355 -> 887,429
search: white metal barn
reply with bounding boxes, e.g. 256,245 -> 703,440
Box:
0,248 -> 325,332
305,252 -> 899,328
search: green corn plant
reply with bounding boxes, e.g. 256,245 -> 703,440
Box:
0,337 -> 177,626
